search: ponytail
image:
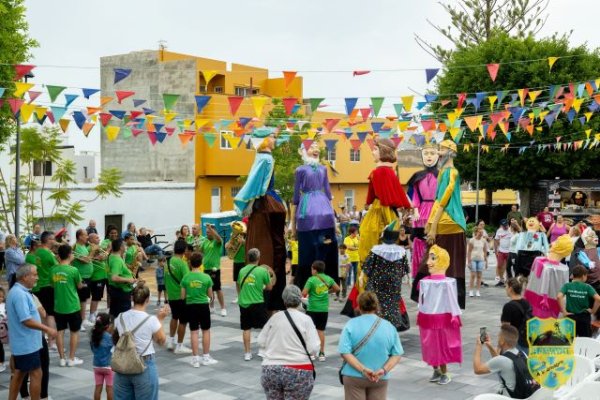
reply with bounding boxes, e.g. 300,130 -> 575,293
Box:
91,312 -> 112,348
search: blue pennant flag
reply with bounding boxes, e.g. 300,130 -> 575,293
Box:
371,122 -> 384,133
474,92 -> 486,111
291,104 -> 301,114
109,110 -> 126,120
424,94 -> 438,103
155,131 -> 167,143
344,98 -> 358,116
344,128 -> 353,140
579,116 -> 586,126
506,132 -> 512,142
357,132 -> 369,143
136,118 -> 145,129
194,95 -> 211,113
510,93 -> 519,103
50,106 -> 67,121
72,111 -> 87,130
324,139 -> 337,152
239,117 -> 252,128
133,99 -> 146,108
416,101 -> 427,110
425,68 -> 440,84
114,68 -> 132,84
545,113 -> 557,128
577,83 -> 586,98
153,123 -> 164,133
142,107 -> 155,115
509,107 -> 525,123
82,88 -> 100,99
64,94 -> 78,107
590,80 -> 598,92
589,102 -> 600,112
567,109 -> 577,124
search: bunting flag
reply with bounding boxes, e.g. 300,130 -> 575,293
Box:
109,110 -> 126,120
356,132 -> 369,143
324,118 -> 340,132
202,70 -> 218,85
228,96 -> 244,116
308,98 -> 324,112
488,95 -> 498,109
34,106 -> 47,121
64,94 -> 78,107
7,99 -> 23,117
131,128 -> 144,137
50,106 -> 67,121
82,122 -> 94,137
14,82 -> 34,98
401,95 -> 414,112
194,117 -> 210,130
178,132 -> 194,147
162,93 -> 180,110
0,88 -> 5,98
121,126 -> 132,139
349,139 -> 361,150
100,96 -> 113,107
14,64 -> 35,80
165,126 -> 175,136
323,139 -> 338,152
19,103 -> 35,123
486,63 -> 500,82
45,85 -> 65,103
72,111 -> 87,129
114,68 -> 132,84
371,121 -> 384,133
359,108 -> 370,121
115,90 -> 135,104
548,57 -> 559,71
82,88 -> 100,99
371,97 -> 384,117
147,131 -> 158,145
250,96 -> 267,117
344,98 -> 358,116
352,70 -> 370,76
132,98 -> 146,108
99,113 -> 112,127
155,131 -> 167,143
425,68 -> 440,83
106,125 -> 120,141
58,118 -> 70,133
283,71 -> 297,90
282,97 -> 297,116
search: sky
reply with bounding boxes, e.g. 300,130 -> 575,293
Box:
23,0 -> 600,153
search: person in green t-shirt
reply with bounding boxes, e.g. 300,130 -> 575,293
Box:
53,244 -> 84,366
35,231 -> 59,349
107,238 -> 136,318
87,233 -> 109,326
71,229 -> 94,327
180,252 -> 217,367
302,260 -> 340,361
190,224 -> 206,252
165,240 -> 192,354
237,248 -> 274,361
124,233 -> 144,278
558,265 -> 600,338
25,240 -> 40,268
201,224 -> 227,317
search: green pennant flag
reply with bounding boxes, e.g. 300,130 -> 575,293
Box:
308,98 -> 324,112
532,107 -> 542,118
393,103 -> 403,117
371,97 -> 384,117
163,93 -> 180,111
177,120 -> 184,131
121,126 -> 132,139
204,132 -> 217,148
46,85 -> 66,103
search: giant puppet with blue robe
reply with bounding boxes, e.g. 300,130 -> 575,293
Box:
234,129 -> 287,311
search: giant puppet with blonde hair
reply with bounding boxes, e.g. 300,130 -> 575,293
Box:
291,141 -> 338,289
234,128 -> 287,311
524,234 -> 574,318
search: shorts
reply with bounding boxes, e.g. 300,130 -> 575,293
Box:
240,303 -> 268,330
157,284 -> 166,292
496,251 -> 509,266
233,262 -> 245,282
37,286 -> 55,316
108,286 -> 131,317
291,264 -> 298,277
77,278 -> 92,302
90,279 -> 107,301
471,260 -> 485,272
169,299 -> 188,323
55,311 -> 82,332
306,311 -> 329,331
208,269 -> 222,292
94,367 -> 114,387
13,350 -> 42,372
186,303 -> 211,331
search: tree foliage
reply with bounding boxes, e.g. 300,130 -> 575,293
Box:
433,34 -> 600,194
415,0 -> 549,61
0,0 -> 38,148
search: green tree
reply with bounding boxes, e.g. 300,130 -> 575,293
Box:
433,34 -> 600,202
415,0 -> 549,61
0,0 -> 38,148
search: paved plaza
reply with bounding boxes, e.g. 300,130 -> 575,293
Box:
0,256 -> 507,399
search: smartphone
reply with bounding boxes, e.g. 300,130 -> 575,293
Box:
480,327 -> 487,344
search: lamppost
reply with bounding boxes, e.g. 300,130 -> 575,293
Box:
14,71 -> 34,239
475,140 -> 481,223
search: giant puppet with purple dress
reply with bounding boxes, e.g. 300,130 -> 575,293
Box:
292,141 -> 338,289
234,129 -> 287,311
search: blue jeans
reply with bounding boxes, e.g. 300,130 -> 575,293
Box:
340,223 -> 349,240
144,244 -> 163,257
346,261 -> 359,287
114,356 -> 158,400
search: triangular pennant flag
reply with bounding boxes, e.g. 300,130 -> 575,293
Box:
147,131 -> 158,145
357,132 -> 369,143
425,68 -> 440,83
393,104 -> 403,117
548,57 -> 559,71
50,106 -> 67,121
45,109 -> 55,124
99,113 -> 112,127
106,125 -> 120,141
0,88 -> 5,98
343,129 -> 353,140
64,94 -> 78,107
352,70 -> 371,76
238,117 -> 252,128
132,98 -> 146,108
163,111 -> 177,123
283,71 -> 297,90
142,107 -> 156,115
251,96 -> 267,117
349,139 -> 361,151
365,138 -> 376,151
518,89 -> 529,106
153,123 -> 164,133
59,118 -> 70,133
488,95 -> 498,109
323,139 -> 337,152
202,70 -> 218,85
359,108 -> 371,121
14,82 -> 34,98
129,110 -> 143,120
82,88 -> 100,99
309,98 -> 324,112
162,93 -> 180,110
109,110 -> 126,120
464,115 -> 483,132
131,128 -> 144,137
114,68 -> 132,84
371,97 -> 384,117
486,63 -> 499,82
115,90 -> 135,104
155,131 -> 167,143
401,96 -> 414,112
195,117 -> 210,130
421,120 -> 436,132
100,96 -> 113,107
324,118 -> 340,132
178,133 -> 194,147
165,127 -> 176,136
19,103 -> 35,123
528,90 -> 542,104
344,98 -> 358,116
496,90 -> 509,105
14,64 -> 35,80
121,126 -> 132,139
82,122 -> 94,137
457,93 -> 467,109
72,111 -> 87,130
424,94 -> 438,104
282,98 -> 297,116
34,106 -> 47,121
7,98 -> 24,117
228,96 -> 244,116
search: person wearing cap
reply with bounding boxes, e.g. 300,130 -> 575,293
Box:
234,129 -> 287,311
424,139 -> 467,309
494,219 -> 512,287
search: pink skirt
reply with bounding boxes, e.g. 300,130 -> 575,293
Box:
412,238 -> 427,278
417,313 -> 463,366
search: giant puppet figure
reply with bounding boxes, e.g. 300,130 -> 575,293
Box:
234,129 -> 287,311
425,140 -> 467,309
292,141 -> 338,289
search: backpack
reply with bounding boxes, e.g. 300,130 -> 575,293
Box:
111,314 -> 152,375
500,351 -> 540,399
513,300 -> 533,347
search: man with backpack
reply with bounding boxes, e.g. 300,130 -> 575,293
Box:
473,325 -> 539,399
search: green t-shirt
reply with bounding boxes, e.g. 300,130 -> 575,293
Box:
25,251 -> 40,268
561,281 -> 597,314
238,264 -> 270,308
35,247 -> 57,290
304,273 -> 335,312
165,256 -> 190,301
233,243 -> 246,264
71,243 -> 93,279
100,239 -> 112,275
124,245 -> 137,267
90,246 -> 108,281
201,239 -> 223,270
108,254 -> 133,292
181,271 -> 213,304
52,264 -> 82,314
189,234 -> 205,251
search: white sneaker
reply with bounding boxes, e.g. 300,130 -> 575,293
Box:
210,307 -> 215,314
0,363 -> 6,373
166,340 -> 174,351
220,309 -> 227,317
257,350 -> 266,358
231,297 -> 238,304
202,355 -> 218,366
191,356 -> 200,368
476,291 -> 481,297
59,358 -> 67,367
80,325 -> 86,332
67,357 -> 83,367
175,344 -> 193,354
82,319 -> 94,328
48,344 -> 58,353
244,352 -> 253,361
469,290 -> 474,297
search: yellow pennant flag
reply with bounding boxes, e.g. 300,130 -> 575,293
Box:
548,57 -> 559,71
595,133 -> 600,141
499,121 -> 509,134
34,106 -> 47,120
573,98 -> 584,113
251,96 -> 268,117
488,95 -> 498,109
20,103 -> 36,123
586,129 -> 592,139
195,117 -> 210,131
449,127 -> 461,140
146,115 -> 155,125
90,114 -> 98,123
528,90 -> 542,104
538,111 -> 549,122
397,121 -> 410,131
59,119 -> 70,133
224,133 -> 242,148
401,95 -> 414,112
106,125 -> 120,142
585,112 -> 593,122
464,115 -> 483,132
518,89 -> 527,106
454,107 -> 464,119
307,129 -> 318,139
463,144 -> 471,152
202,70 -> 218,85
164,111 -> 177,123
447,111 -> 457,126
300,133 -> 308,141
481,145 -> 490,153
14,82 -> 34,98
183,119 -> 192,130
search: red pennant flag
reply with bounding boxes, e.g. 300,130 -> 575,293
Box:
14,64 -> 35,80
352,70 -> 371,76
115,90 -> 135,104
440,100 -> 451,107
8,98 -> 24,116
46,110 -> 55,124
27,91 -> 41,103
147,131 -> 158,145
228,96 -> 244,116
99,113 -> 112,127
129,110 -> 143,119
391,137 -> 402,148
283,71 -> 297,90
165,127 -> 175,136
349,139 -> 362,150
457,93 -> 466,109
359,108 -> 371,121
302,139 -> 314,151
282,97 -> 297,116
487,63 -> 500,82
324,118 -> 340,132
366,138 -> 376,151
132,128 -> 144,137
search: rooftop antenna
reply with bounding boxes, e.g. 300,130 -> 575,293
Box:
158,40 -> 167,61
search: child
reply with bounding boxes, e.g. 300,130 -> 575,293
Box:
0,287 -> 6,372
90,313 -> 114,400
558,265 -> 600,337
302,260 -> 340,362
181,252 -> 217,368
337,244 -> 350,301
156,256 -> 166,306
289,235 -> 299,278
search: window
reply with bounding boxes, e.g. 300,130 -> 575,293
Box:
83,166 -> 88,179
231,186 -> 241,197
33,161 -> 52,176
199,85 -> 207,93
326,147 -> 336,162
214,86 -> 223,94
234,87 -> 258,97
344,190 -> 355,209
220,130 -> 233,149
350,149 -> 361,162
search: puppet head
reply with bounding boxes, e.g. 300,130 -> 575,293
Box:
427,245 -> 450,275
253,128 -> 276,152
582,227 -> 599,249
438,140 -> 457,167
525,217 -> 541,233
299,141 -> 321,166
373,138 -> 397,163
549,234 -> 575,259
421,143 -> 439,168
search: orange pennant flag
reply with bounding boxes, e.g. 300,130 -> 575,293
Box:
100,96 -> 113,107
82,122 -> 94,137
464,115 -> 482,132
59,119 -> 70,133
518,89 -> 528,107
178,133 -> 194,148
283,71 -> 297,90
87,106 -> 102,115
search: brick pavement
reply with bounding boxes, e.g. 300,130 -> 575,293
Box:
0,255 -> 508,399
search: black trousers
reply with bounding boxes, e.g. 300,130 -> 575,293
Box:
569,312 -> 592,338
20,337 -> 49,399
108,286 -> 132,317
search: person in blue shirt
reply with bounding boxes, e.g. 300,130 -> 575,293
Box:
7,264 -> 57,400
339,291 -> 403,399
24,224 -> 42,249
90,312 -> 114,400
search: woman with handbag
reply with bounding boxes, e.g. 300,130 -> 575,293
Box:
257,285 -> 320,400
112,284 -> 168,400
338,291 -> 403,400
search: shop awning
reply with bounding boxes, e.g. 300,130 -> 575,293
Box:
461,189 -> 519,206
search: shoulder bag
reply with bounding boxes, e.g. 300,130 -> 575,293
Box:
339,317 -> 382,385
111,314 -> 153,375
284,310 -> 316,379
